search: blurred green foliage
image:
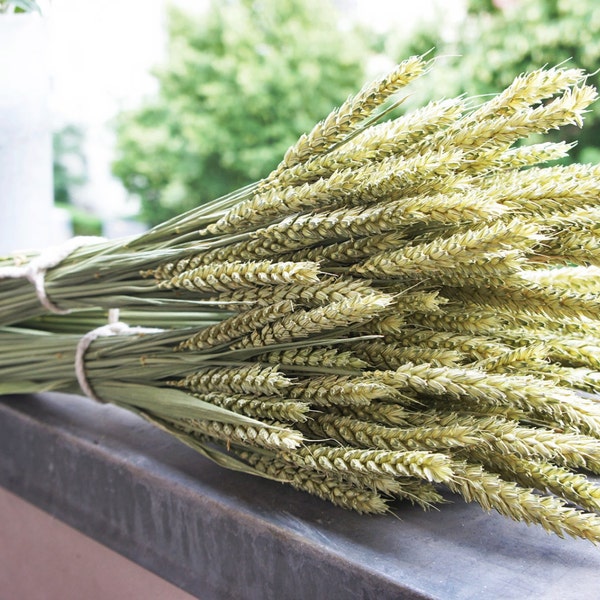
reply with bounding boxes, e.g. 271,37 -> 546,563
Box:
112,0 -> 369,225
58,204 -> 103,237
53,125 -> 87,206
0,0 -> 41,14
53,125 -> 102,236
113,0 -> 600,226
392,0 -> 600,163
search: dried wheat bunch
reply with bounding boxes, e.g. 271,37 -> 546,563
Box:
2,56 -> 600,543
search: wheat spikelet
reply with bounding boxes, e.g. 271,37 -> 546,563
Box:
174,417 -> 302,450
158,260 -> 320,293
351,340 -> 464,369
269,54 -> 427,177
173,364 -> 293,397
542,206 -> 600,230
330,402 -> 412,427
472,67 -> 585,119
257,346 -> 367,369
348,292 -> 445,335
287,231 -> 408,265
531,84 -> 598,128
429,250 -> 527,287
286,445 -> 455,483
211,276 -> 377,309
376,364 -> 600,436
390,479 -> 448,509
344,149 -> 466,206
207,165 -> 365,235
357,313 -> 407,336
351,220 -> 540,279
447,461 -> 600,542
207,148 -> 465,235
445,282 -> 600,323
231,293 -> 392,349
394,290 -> 447,313
265,97 -> 466,193
288,375 -> 395,407
269,98 -> 464,193
180,300 -> 295,350
473,452 -> 600,514
246,192 -> 503,257
462,141 -> 574,174
148,254 -> 201,280
534,364 -> 600,395
388,329 -> 511,361
439,85 -> 597,153
308,414 -> 480,452
544,231 -> 600,267
240,450 -> 389,513
473,344 -> 548,373
190,392 -> 310,424
181,237 -> 279,264
543,337 -> 600,370
406,410 -> 600,472
522,266 -> 600,295
350,97 -> 465,157
408,307 -> 505,335
481,165 -> 600,218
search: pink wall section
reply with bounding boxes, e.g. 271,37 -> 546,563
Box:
0,486 -> 196,600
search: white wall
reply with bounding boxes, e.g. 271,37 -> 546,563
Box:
0,14 -> 69,254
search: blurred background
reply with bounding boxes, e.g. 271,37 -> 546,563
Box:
1,0 -> 599,251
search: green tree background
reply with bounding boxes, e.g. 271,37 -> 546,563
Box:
112,0 -> 600,226
112,0 -> 370,225
53,125 -> 102,236
390,0 -> 600,164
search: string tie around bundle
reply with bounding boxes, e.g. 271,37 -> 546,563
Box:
75,309 -> 164,403
0,236 -> 106,314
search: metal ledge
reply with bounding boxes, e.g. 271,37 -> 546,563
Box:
1,392 -> 599,599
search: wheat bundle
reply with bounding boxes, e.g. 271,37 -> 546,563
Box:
2,55 -> 600,542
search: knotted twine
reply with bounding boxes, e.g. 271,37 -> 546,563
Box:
74,309 -> 164,403
0,238 -> 164,403
0,236 -> 106,314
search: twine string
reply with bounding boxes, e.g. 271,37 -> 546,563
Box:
0,236 -> 106,314
75,317 -> 164,403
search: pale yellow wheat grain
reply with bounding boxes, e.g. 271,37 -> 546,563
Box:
309,414 -> 480,452
174,417 -> 302,451
159,260 -> 320,293
231,293 -> 392,349
375,364 -> 600,436
474,453 -> 600,514
190,392 -> 310,424
240,451 -> 389,513
172,364 -> 293,397
350,219 -> 540,279
257,346 -> 367,369
522,266 -> 600,295
269,55 -> 427,176
330,402 -> 412,427
447,461 -> 600,543
180,300 -> 295,350
285,444 -> 455,483
288,375 -> 395,407
351,340 -> 464,369
471,67 -> 585,120
211,277 -> 377,309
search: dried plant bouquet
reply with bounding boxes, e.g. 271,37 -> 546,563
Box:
1,55 -> 600,542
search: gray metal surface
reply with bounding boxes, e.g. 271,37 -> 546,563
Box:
1,392 -> 599,600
